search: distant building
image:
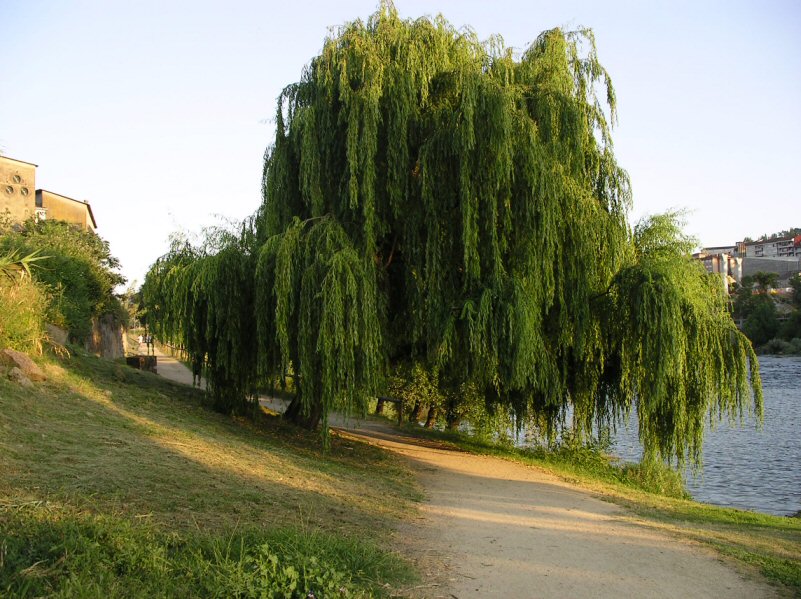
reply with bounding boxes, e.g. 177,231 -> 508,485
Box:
36,190 -> 97,233
744,236 -> 801,258
694,249 -> 742,292
0,156 -> 39,222
0,155 -> 97,232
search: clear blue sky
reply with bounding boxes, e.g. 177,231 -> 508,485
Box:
2,0 -> 799,287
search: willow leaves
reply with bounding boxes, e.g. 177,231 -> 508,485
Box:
144,4 -> 761,463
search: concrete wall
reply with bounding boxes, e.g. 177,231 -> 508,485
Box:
0,157 -> 37,223
742,256 -> 801,283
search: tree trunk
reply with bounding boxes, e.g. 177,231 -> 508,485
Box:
409,400 -> 422,423
375,397 -> 385,414
283,395 -> 323,430
424,405 -> 437,428
445,395 -> 461,430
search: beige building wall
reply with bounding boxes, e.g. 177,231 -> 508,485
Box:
36,190 -> 97,232
0,156 -> 37,223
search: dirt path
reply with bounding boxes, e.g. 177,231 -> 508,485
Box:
146,344 -> 205,387
151,363 -> 776,598
343,425 -> 776,599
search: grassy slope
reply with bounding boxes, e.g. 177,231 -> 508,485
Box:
393,424 -> 801,597
0,350 -> 421,597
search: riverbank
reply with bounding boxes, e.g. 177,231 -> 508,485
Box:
0,349 -> 419,596
2,349 -> 798,597
392,424 -> 801,596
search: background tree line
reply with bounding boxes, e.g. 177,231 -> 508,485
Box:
734,271 -> 801,353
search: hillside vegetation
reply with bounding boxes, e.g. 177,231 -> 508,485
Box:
0,217 -> 126,350
0,350 -> 419,597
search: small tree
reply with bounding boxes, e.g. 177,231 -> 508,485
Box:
752,271 -> 779,293
743,297 -> 779,346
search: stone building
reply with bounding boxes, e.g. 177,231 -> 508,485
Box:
36,190 -> 97,232
0,155 -> 97,231
0,156 -> 39,223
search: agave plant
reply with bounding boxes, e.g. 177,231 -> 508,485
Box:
0,249 -> 48,280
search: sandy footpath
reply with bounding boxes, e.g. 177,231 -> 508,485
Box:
344,425 -> 776,599
151,356 -> 776,598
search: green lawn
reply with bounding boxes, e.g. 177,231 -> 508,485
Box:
0,350 -> 421,597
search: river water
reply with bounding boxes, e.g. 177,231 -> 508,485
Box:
609,355 -> 801,517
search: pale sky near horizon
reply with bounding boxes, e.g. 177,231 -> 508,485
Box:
2,0 -> 799,288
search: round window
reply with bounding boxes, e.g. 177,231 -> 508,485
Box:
12,175 -> 21,184
21,187 -> 29,196
5,185 -> 14,195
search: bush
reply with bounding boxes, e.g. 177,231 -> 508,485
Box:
0,220 -> 125,341
778,311 -> 801,341
620,460 -> 690,499
760,338 -> 801,355
742,296 -> 779,345
0,276 -> 47,353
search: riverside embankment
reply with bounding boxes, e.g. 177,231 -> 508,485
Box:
149,349 -> 786,598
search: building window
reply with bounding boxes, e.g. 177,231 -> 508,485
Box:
20,187 -> 29,196
4,185 -> 13,195
12,175 -> 21,184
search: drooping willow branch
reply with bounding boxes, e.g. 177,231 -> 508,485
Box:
144,3 -> 761,463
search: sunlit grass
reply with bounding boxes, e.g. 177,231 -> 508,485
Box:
0,349 -> 420,596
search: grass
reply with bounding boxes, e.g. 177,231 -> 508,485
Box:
392,421 -> 801,596
0,348 -> 421,597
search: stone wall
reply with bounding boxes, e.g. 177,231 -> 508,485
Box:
85,314 -> 126,359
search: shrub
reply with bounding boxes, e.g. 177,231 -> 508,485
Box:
620,460 -> 690,499
742,296 -> 779,345
761,338 -> 793,355
0,275 -> 47,353
0,220 -> 125,342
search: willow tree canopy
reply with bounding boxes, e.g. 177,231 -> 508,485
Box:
144,3 -> 761,464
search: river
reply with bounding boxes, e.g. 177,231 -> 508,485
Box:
609,355 -> 801,517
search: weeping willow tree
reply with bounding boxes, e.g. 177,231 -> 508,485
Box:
603,213 -> 762,466
142,224 -> 260,415
145,3 -> 760,463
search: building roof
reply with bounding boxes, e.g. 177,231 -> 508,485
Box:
36,189 -> 98,229
0,155 -> 39,168
744,236 -> 795,246
701,246 -> 736,253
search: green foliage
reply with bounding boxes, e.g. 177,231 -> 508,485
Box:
0,248 -> 49,280
255,217 -> 382,436
745,227 -> 801,243
256,5 -> 631,433
0,509 -> 394,598
752,271 -> 779,293
142,222 -> 260,415
0,275 -> 48,353
618,460 -> 689,499
789,273 -> 801,306
144,4 -> 761,463
606,213 -> 762,466
0,220 -> 125,340
760,337 -> 801,355
742,296 -> 779,346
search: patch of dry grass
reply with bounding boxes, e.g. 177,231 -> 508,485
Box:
0,350 -> 421,536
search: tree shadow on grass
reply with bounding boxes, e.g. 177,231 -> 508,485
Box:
1,353 -> 417,536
